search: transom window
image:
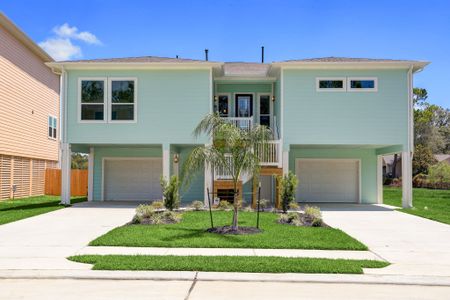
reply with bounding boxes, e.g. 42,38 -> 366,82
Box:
348,77 -> 378,92
48,116 -> 57,139
79,77 -> 137,123
316,78 -> 346,91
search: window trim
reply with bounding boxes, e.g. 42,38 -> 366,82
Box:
48,115 -> 57,140
107,77 -> 138,123
78,77 -> 107,123
316,77 -> 347,92
347,77 -> 378,92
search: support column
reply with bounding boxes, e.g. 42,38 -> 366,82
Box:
401,151 -> 413,208
87,147 -> 94,201
204,161 -> 212,205
376,155 -> 383,204
162,144 -> 170,180
60,143 -> 71,205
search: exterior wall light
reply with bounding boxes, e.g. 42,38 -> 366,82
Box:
173,154 -> 179,164
272,96 -> 276,102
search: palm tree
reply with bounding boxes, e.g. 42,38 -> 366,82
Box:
182,113 -> 272,231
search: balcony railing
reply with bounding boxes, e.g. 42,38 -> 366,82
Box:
214,140 -> 282,179
221,117 -> 253,131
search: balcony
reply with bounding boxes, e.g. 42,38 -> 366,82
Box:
222,117 -> 253,131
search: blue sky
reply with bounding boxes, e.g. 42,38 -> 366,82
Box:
2,0 -> 449,107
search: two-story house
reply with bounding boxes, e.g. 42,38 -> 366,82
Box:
0,13 -> 59,200
48,56 -> 427,208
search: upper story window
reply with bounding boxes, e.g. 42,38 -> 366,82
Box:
48,116 -> 57,139
348,77 -> 378,92
109,79 -> 136,122
80,78 -> 106,122
316,77 -> 346,92
78,77 -> 137,123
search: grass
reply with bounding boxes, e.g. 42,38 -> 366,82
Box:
0,195 -> 87,225
90,211 -> 367,250
68,255 -> 389,274
384,187 -> 450,225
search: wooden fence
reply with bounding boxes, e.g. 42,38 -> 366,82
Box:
45,169 -> 88,196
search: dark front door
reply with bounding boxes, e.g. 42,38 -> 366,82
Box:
235,94 -> 253,117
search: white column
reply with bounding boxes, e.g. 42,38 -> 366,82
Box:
282,150 -> 289,175
60,143 -> 71,205
162,144 -> 170,180
204,161 -> 212,205
401,151 -> 413,208
376,155 -> 383,204
87,147 -> 94,201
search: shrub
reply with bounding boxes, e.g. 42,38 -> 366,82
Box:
304,205 -> 323,227
278,211 -> 300,224
412,173 -> 428,188
136,204 -> 155,220
428,162 -> 450,188
217,200 -> 232,210
391,178 -> 402,187
278,172 -> 299,213
150,200 -> 165,210
383,177 -> 393,186
258,199 -> 270,211
289,201 -> 300,210
242,205 -> 253,212
160,175 -> 180,211
132,204 -> 181,225
190,200 -> 205,211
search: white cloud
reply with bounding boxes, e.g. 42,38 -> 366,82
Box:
53,23 -> 101,45
39,38 -> 82,61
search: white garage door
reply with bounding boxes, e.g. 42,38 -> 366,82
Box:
103,158 -> 162,201
296,159 -> 359,203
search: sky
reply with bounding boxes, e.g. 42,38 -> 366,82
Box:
2,0 -> 449,108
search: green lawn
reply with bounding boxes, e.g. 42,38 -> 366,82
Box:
0,195 -> 86,225
90,211 -> 367,250
68,255 -> 388,274
384,187 -> 450,225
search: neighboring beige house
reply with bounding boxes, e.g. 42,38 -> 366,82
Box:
383,154 -> 450,178
0,13 -> 59,200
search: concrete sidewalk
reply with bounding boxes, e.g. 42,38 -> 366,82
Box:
75,246 -> 382,260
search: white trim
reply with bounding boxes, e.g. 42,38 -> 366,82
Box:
78,77 -> 107,123
407,66 -> 414,152
316,77 -> 347,92
216,93 -> 231,117
280,69 -> 284,140
401,151 -> 413,208
347,77 -> 378,92
47,115 -> 58,140
295,158 -> 362,204
214,76 -> 277,83
101,157 -> 162,201
377,155 -> 383,204
60,143 -> 71,205
162,148 -> 170,180
87,147 -> 94,201
209,68 -> 213,114
107,77 -> 138,123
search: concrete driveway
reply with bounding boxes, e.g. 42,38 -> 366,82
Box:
0,201 -> 136,270
319,204 -> 450,277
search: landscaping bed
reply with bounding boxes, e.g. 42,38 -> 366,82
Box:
384,187 -> 450,225
68,255 -> 388,274
89,211 -> 368,250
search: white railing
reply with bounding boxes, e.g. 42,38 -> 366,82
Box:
214,140 -> 282,179
222,117 -> 253,131
255,140 -> 282,166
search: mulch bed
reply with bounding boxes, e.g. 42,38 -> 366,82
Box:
206,226 -> 262,235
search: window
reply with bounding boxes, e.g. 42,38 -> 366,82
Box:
316,78 -> 346,91
348,77 -> 378,92
109,78 -> 136,122
217,95 -> 229,117
48,116 -> 57,139
258,94 -> 271,127
80,78 -> 106,121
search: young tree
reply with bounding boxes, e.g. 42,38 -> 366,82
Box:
278,171 -> 299,213
413,144 -> 437,175
182,113 -> 272,230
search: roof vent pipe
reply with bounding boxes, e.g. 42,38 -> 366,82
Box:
261,46 -> 264,63
205,49 -> 209,61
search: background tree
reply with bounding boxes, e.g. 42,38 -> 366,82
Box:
182,113 -> 271,230
412,144 -> 438,175
71,153 -> 88,169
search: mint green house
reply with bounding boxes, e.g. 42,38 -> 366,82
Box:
48,56 -> 428,208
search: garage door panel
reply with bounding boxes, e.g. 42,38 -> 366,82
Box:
296,159 -> 359,203
104,158 -> 162,201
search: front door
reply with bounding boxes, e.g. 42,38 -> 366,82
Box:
235,94 -> 253,117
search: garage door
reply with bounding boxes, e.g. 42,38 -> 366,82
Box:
103,158 -> 162,201
295,159 -> 359,203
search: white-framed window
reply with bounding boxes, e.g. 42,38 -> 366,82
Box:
48,115 -> 57,139
78,77 -> 107,122
108,78 -> 137,122
316,77 -> 346,92
347,77 -> 378,92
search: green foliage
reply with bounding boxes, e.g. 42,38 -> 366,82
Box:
428,162 -> 450,185
217,200 -> 232,210
134,204 -> 181,225
160,175 -> 180,211
190,200 -> 205,211
71,152 -> 88,169
150,201 -> 165,210
258,199 -> 271,210
289,201 -> 300,210
278,171 -> 299,213
304,205 -> 323,227
413,144 -> 438,175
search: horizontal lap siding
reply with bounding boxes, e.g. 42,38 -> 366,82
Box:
0,25 -> 59,161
